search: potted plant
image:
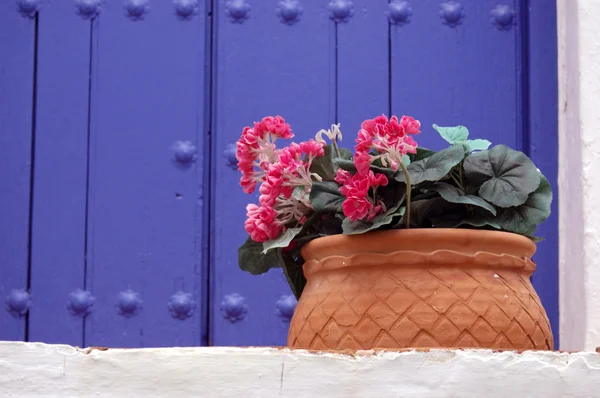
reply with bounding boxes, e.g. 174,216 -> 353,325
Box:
236,114 -> 553,351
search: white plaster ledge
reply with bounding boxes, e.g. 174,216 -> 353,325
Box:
1,342 -> 600,397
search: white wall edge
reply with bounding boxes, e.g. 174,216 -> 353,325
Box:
557,0 -> 600,351
0,342 -> 599,397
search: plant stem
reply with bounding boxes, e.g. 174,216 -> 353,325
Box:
332,140 -> 341,158
398,161 -> 411,228
450,173 -> 462,188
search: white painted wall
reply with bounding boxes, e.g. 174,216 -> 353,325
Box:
0,342 -> 598,397
558,0 -> 600,351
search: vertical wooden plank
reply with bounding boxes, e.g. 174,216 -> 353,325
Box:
211,0 -> 334,345
86,1 -> 207,347
0,2 -> 36,340
28,1 -> 92,346
337,1 -> 389,129
392,0 -> 559,345
391,0 -> 520,150
527,0 -> 559,348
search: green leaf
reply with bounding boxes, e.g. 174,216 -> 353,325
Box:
410,147 -> 436,162
262,227 -> 303,254
333,158 -> 355,172
493,174 -> 552,234
309,144 -> 336,181
238,237 -> 285,275
428,182 -> 497,215
463,144 -> 541,208
281,246 -> 308,300
282,258 -> 306,300
431,214 -> 501,230
465,139 -> 491,152
338,147 -> 353,160
433,124 -> 469,144
309,181 -> 344,213
342,202 -> 404,235
395,145 -> 465,185
528,235 -> 545,243
396,198 -> 450,228
333,158 -> 397,177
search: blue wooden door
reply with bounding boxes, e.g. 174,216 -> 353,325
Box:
1,0 -> 209,348
209,0 -> 559,347
0,0 -> 557,348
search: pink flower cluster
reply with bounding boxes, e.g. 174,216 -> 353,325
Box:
339,115 -> 421,222
335,169 -> 388,221
236,116 -> 293,195
355,115 -> 420,173
236,116 -> 324,242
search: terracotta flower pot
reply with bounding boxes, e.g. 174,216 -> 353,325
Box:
287,229 -> 553,351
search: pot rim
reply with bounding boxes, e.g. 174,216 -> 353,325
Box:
300,228 -> 536,262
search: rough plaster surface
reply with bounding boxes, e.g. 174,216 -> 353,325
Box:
558,0 -> 600,351
0,342 -> 599,397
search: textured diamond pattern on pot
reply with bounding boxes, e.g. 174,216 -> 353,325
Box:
390,317 -> 420,342
506,320 -> 529,347
484,303 -> 512,330
406,272 -> 440,299
491,332 -> 512,348
407,301 -> 439,329
430,268 -> 480,300
469,317 -> 497,345
348,289 -> 378,316
321,318 -> 345,342
310,335 -> 328,350
319,293 -> 346,317
445,301 -> 479,329
514,306 -> 536,332
412,332 -> 440,347
427,284 -> 460,313
531,324 -> 547,347
430,315 -> 461,345
454,330 -> 480,347
307,304 -> 329,333
366,301 -> 397,329
353,317 -> 379,345
385,285 -> 419,315
331,302 -> 361,326
287,256 -> 554,350
371,274 -> 399,301
372,331 -> 398,348
338,332 -> 362,350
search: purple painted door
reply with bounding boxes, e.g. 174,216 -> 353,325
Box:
0,0 -> 558,348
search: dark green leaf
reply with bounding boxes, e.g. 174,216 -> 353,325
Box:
333,158 -> 355,172
463,144 -> 540,208
397,197 -> 460,228
309,181 -> 344,213
238,237 -> 285,275
309,144 -> 336,181
338,147 -> 353,160
282,251 -> 307,300
333,158 -> 397,177
527,235 -> 545,243
430,214 -> 501,230
395,145 -> 465,185
428,182 -> 497,215
342,202 -> 404,235
262,227 -> 303,254
433,124 -> 469,144
493,174 -> 552,234
410,147 -> 436,162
